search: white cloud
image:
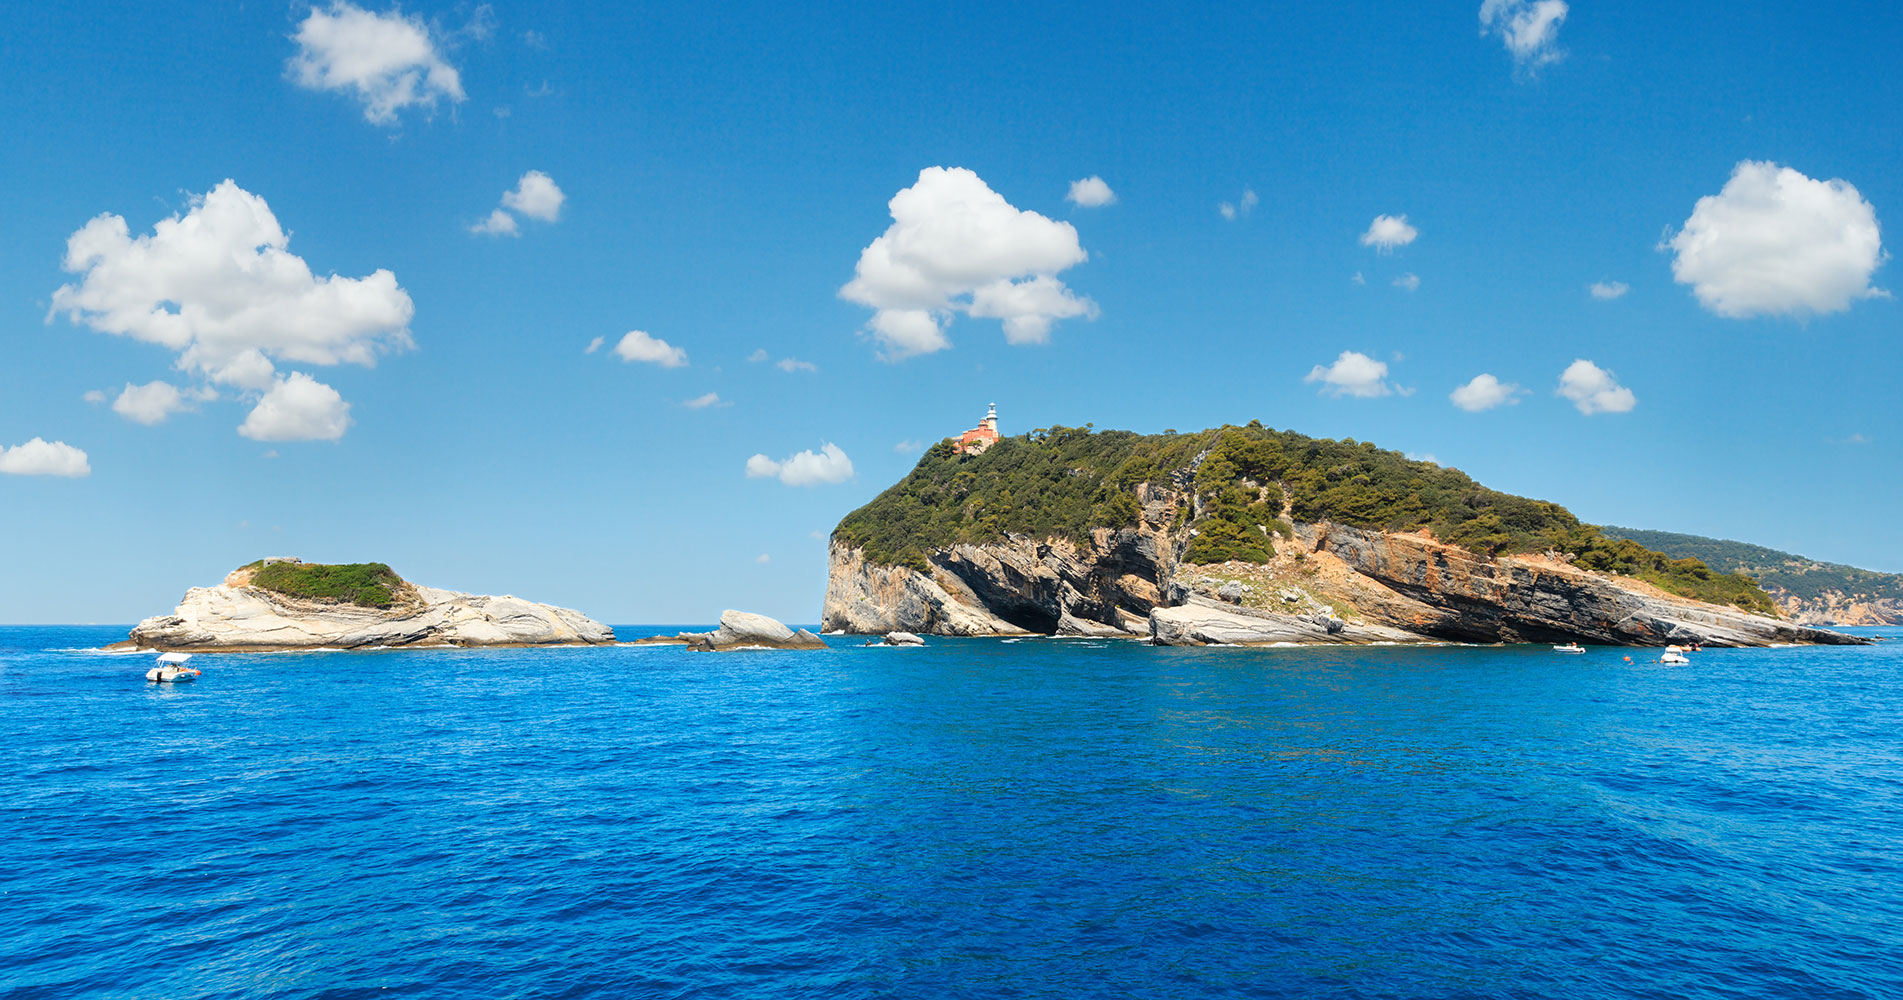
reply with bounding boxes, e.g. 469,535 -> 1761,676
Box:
0,438 -> 91,477
612,330 -> 687,367
1066,176 -> 1116,207
49,180 -> 414,393
1351,271 -> 1366,285
1450,373 -> 1523,412
82,389 -> 107,404
1589,281 -> 1629,300
1480,0 -> 1569,72
684,392 -> 725,409
841,167 -> 1097,360
501,170 -> 564,222
288,2 -> 465,125
1305,351 -> 1393,398
775,358 -> 817,373
238,372 -> 353,441
1406,452 -> 1439,465
472,171 -> 565,236
1219,188 -> 1259,221
894,439 -> 923,454
1557,359 -> 1636,415
746,348 -> 769,362
1361,214 -> 1418,252
1393,272 -> 1421,292
112,381 -> 194,425
755,553 -> 771,564
745,442 -> 854,486
583,335 -> 604,354
468,208 -> 518,237
1664,161 -> 1886,319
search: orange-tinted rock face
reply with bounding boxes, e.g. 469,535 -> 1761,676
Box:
822,481 -> 1866,647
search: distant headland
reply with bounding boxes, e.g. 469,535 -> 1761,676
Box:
823,416 -> 1867,647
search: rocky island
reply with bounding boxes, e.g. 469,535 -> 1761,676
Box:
822,423 -> 1866,648
120,559 -> 616,651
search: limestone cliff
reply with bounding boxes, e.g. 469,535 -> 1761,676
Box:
821,426 -> 1866,647
124,561 -> 616,651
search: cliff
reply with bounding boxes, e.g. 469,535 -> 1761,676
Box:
123,560 -> 616,651
822,425 -> 1865,647
1603,526 -> 1903,626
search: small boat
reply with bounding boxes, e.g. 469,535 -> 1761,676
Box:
146,651 -> 201,683
1659,651 -> 1690,665
1552,643 -> 1585,654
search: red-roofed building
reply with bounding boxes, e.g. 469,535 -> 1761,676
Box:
955,403 -> 1000,455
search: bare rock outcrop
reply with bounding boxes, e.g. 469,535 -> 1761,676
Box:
126,571 -> 615,652
644,610 -> 826,651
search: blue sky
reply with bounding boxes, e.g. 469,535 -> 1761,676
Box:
2,0 -> 1898,624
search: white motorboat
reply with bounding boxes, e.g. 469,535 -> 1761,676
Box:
146,651 -> 201,683
1659,651 -> 1690,665
1553,643 -> 1585,654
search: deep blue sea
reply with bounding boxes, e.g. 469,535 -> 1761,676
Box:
4,625 -> 1902,999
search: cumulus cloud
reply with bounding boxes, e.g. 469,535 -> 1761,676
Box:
111,381 -> 197,425
683,392 -> 726,409
49,180 -> 413,397
1589,281 -> 1629,300
841,167 -> 1098,360
471,170 -> 565,236
0,438 -> 91,477
1305,351 -> 1393,398
746,442 -> 854,486
1066,176 -> 1116,207
1219,189 -> 1259,221
746,348 -> 769,362
584,336 -> 604,354
613,330 -> 687,367
1557,359 -> 1636,415
1393,272 -> 1421,292
1664,161 -> 1886,319
288,2 -> 465,125
894,439 -> 923,453
1480,0 -> 1568,72
1361,214 -> 1418,252
755,553 -> 771,564
501,170 -> 565,222
468,208 -> 518,237
238,372 -> 353,440
1450,373 -> 1523,412
775,358 -> 817,373
82,389 -> 107,404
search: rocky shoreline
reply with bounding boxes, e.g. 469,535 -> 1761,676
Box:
821,519 -> 1868,648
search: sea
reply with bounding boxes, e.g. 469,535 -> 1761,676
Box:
4,625 -> 1901,1000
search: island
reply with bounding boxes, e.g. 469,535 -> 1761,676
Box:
116,558 -> 617,651
821,421 -> 1867,647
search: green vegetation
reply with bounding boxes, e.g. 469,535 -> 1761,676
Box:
246,560 -> 404,608
832,423 -> 1778,615
1604,527 -> 1903,604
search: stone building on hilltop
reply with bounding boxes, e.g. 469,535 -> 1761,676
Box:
955,403 -> 1000,455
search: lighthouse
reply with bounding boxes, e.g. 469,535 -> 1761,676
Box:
955,403 -> 1001,455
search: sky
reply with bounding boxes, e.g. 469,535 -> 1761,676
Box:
2,0 -> 1899,624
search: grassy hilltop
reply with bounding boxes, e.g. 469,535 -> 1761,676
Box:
242,560 -> 404,609
834,423 -> 1778,616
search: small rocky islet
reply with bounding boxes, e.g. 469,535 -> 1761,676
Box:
117,558 -> 616,652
